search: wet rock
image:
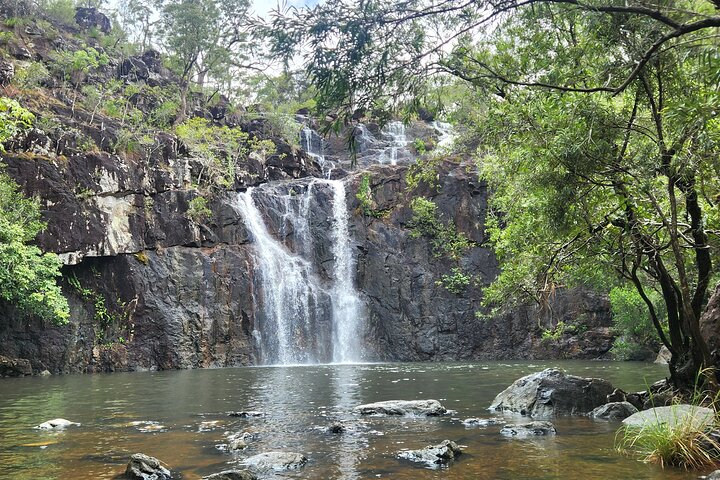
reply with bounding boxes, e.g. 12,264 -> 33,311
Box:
75,7 -> 112,33
37,418 -> 80,429
0,355 -> 32,377
704,470 -> 720,479
125,453 -> 172,480
397,439 -> 462,466
228,411 -> 265,418
589,402 -> 638,421
642,391 -> 673,410
654,345 -> 672,364
39,370 -> 51,376
623,405 -> 715,430
462,417 -> 504,427
227,431 -> 258,450
327,422 -> 346,434
500,421 -> 557,437
203,471 -> 257,480
0,61 -> 14,86
489,368 -> 614,417
606,388 -> 626,403
354,399 -> 447,416
242,452 -> 307,472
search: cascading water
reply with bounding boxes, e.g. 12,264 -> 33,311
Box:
237,179 -> 365,365
301,126 -> 335,178
380,121 -> 409,165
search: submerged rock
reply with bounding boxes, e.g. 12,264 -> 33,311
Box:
462,417 -> 504,427
500,421 -> 557,437
398,440 -> 462,466
622,405 -> 715,430
227,431 -> 258,451
489,368 -> 614,417
37,418 -> 80,429
203,470 -> 257,480
125,453 -> 172,480
589,402 -> 639,421
327,422 -> 346,434
354,400 -> 447,416
228,411 -> 265,418
242,452 -> 307,472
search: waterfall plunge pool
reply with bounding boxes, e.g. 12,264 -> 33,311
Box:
0,361 -> 699,479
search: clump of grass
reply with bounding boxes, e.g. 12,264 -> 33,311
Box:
616,412 -> 720,469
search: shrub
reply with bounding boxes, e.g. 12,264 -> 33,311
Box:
609,286 -> 665,360
436,267 -> 471,294
12,61 -> 51,89
186,196 -> 212,223
356,173 -> 373,214
0,97 -> 34,150
408,196 -> 472,259
41,0 -> 78,25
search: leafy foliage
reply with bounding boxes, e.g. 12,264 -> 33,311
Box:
408,197 -> 471,260
0,171 -> 68,324
0,97 -> 34,151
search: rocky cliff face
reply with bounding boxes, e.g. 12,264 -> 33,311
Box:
0,146 -> 613,373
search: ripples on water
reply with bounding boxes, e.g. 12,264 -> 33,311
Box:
0,361 -> 702,479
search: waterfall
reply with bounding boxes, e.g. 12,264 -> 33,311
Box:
301,126 -> 335,178
237,180 -> 364,365
380,121 -> 409,165
329,180 -> 365,363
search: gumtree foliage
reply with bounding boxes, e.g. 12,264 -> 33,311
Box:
463,3 -> 720,387
265,0 -> 720,123
155,0 -> 253,119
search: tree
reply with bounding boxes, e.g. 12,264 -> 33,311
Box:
267,0 -> 720,388
156,0 -> 253,121
0,99 -> 69,324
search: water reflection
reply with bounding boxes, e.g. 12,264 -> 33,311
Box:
0,361 -> 702,479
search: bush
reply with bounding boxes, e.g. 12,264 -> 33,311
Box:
0,97 -> 34,150
40,0 -> 78,25
408,196 -> 472,259
436,267 -> 471,294
186,196 -> 212,223
12,62 -> 51,89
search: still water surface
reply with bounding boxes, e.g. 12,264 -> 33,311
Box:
0,361 -> 703,479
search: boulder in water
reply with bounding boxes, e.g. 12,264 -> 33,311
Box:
398,439 -> 462,466
37,418 -> 80,429
125,453 -> 172,480
500,421 -> 557,437
242,452 -> 307,472
589,402 -> 638,421
622,405 -> 715,430
203,470 -> 257,480
489,368 -> 614,417
354,399 -> 447,416
227,411 -> 265,418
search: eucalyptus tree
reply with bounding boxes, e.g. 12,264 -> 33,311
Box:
267,0 -> 720,387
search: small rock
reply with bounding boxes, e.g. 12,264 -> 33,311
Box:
37,418 -> 80,429
228,411 -> 265,418
607,388 -> 626,403
125,453 -> 172,480
327,422 -> 345,434
39,370 -> 51,376
589,402 -> 639,421
489,368 -> 614,417
500,421 -> 557,437
704,469 -> 720,479
203,470 -> 257,480
354,400 -> 447,416
623,405 -> 715,430
242,452 -> 307,472
227,431 -> 258,450
462,417 -> 504,427
398,439 -> 462,466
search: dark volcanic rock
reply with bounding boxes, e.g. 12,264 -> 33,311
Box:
0,355 -> 32,376
0,61 -> 14,85
589,402 -> 638,421
489,369 -> 615,417
125,453 -> 172,479
75,7 -> 112,33
397,440 -> 462,466
354,399 -> 447,416
204,471 -> 257,480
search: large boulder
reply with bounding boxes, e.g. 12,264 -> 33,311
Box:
242,452 -> 307,472
489,368 -> 615,417
354,399 -> 447,416
397,440 -> 462,466
75,7 -> 111,33
500,421 -> 557,437
0,355 -> 32,377
589,402 -> 638,421
622,405 -> 715,430
125,453 -> 172,480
